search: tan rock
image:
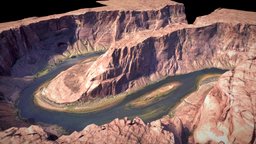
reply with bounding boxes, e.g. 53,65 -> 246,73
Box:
58,117 -> 181,144
0,0 -> 186,77
193,59 -> 256,143
0,125 -> 52,144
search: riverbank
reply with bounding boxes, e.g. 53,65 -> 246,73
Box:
33,69 -> 224,114
34,87 -> 128,113
126,82 -> 181,108
167,73 -> 222,129
33,50 -> 106,79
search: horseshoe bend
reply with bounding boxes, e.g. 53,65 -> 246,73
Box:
0,0 -> 256,143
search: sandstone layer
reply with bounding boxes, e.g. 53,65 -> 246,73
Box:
37,8 -> 256,143
0,125 -> 51,144
42,9 -> 256,104
193,59 -> 256,143
0,117 -> 185,144
0,0 -> 186,77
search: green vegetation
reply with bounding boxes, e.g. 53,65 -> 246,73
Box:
167,73 -> 222,116
138,107 -> 166,120
33,50 -> 106,79
34,86 -> 129,113
126,82 -> 181,108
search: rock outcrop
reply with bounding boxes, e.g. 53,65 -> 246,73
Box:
58,117 -> 183,144
193,59 -> 256,143
42,9 -> 256,104
0,125 -> 50,144
0,0 -> 186,77
0,117 -> 184,144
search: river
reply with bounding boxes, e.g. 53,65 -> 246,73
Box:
17,52 -> 226,132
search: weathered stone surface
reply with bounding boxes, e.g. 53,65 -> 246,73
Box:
193,59 -> 256,144
0,125 -> 52,144
58,117 -> 182,144
171,81 -> 216,130
0,117 -> 184,144
43,9 -> 256,104
0,0 -> 186,77
194,9 -> 256,26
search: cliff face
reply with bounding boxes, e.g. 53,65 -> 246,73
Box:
0,117 -> 184,144
0,1 -> 186,76
193,59 -> 256,143
58,117 -> 183,144
42,9 -> 256,103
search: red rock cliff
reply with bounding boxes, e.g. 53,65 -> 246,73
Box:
0,0 -> 186,76
43,9 -> 256,103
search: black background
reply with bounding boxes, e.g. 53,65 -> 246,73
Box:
174,0 -> 256,23
0,0 -> 105,23
0,0 -> 255,23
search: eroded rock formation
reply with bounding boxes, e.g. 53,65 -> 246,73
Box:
193,59 -> 256,143
0,117 -> 185,144
42,9 -> 256,104
0,125 -> 50,144
0,0 -> 186,77
58,117 -> 183,144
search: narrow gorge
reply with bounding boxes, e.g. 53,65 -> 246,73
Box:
0,0 -> 255,143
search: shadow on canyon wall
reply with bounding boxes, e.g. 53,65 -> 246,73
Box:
0,16 -> 79,76
173,0 -> 256,23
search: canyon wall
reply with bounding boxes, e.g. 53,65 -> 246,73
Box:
0,117 -> 185,144
42,9 -> 256,103
0,0 -> 186,76
193,58 -> 256,143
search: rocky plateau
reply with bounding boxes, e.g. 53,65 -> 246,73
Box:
0,0 -> 255,143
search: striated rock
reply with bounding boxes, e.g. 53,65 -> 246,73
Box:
0,117 -> 184,144
42,9 -> 256,103
0,125 -> 52,144
194,9 -> 256,26
0,0 -> 186,77
192,59 -> 256,143
0,102 -> 29,131
57,117 -> 183,144
171,81 -> 217,130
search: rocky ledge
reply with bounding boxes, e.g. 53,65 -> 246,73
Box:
0,116 -> 185,144
193,58 -> 256,143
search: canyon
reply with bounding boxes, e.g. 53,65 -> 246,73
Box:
0,0 -> 255,143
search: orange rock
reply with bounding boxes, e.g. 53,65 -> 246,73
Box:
193,59 -> 256,143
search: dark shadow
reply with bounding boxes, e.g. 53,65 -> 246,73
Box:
182,127 -> 190,144
26,118 -> 35,124
0,91 -> 4,101
173,0 -> 256,23
0,0 -> 106,23
47,133 -> 58,141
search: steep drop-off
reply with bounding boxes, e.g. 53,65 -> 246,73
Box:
193,59 -> 256,143
41,9 -> 256,104
0,0 -> 186,77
